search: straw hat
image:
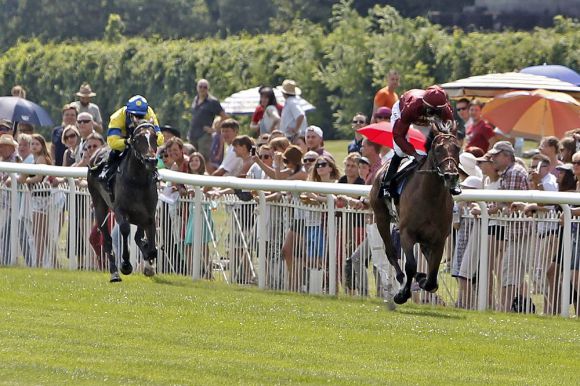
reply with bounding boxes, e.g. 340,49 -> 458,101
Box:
0,134 -> 18,147
76,83 -> 96,97
280,79 -> 301,96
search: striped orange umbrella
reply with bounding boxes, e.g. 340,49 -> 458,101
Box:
481,89 -> 580,139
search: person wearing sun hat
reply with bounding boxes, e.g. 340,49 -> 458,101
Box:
458,152 -> 483,179
278,79 -> 308,141
72,83 -> 103,132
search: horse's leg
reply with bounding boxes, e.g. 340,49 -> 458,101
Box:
95,204 -> 119,282
116,212 -> 133,276
143,220 -> 157,277
375,205 -> 405,285
421,241 -> 444,293
414,243 -> 430,285
394,230 -> 417,304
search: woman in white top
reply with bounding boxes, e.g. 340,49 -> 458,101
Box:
250,87 -> 280,135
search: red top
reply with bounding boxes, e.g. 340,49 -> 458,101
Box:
393,89 -> 453,155
466,120 -> 495,152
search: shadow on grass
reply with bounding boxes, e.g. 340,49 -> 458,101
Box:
396,306 -> 466,319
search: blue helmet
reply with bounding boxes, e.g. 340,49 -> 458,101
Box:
126,95 -> 148,116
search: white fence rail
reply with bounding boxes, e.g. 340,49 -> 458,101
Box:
0,162 -> 578,317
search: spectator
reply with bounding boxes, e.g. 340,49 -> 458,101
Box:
374,107 -> 392,122
0,120 -> 12,137
539,136 -> 563,176
247,145 -> 273,180
278,79 -> 307,141
157,145 -> 170,169
76,111 -> 96,162
360,138 -> 384,184
559,137 -> 576,164
73,132 -> 105,168
465,146 -> 485,158
184,152 -> 214,279
372,69 -> 400,121
348,113 -> 367,154
160,125 -> 181,141
269,130 -> 285,142
250,87 -> 281,134
0,134 -> 21,265
16,122 -> 34,139
465,99 -> 496,152
269,136 -> 290,154
206,116 -> 225,174
11,85 -> 26,99
166,137 -> 189,174
294,135 -> 308,154
212,119 -> 242,177
545,163 -> 577,314
183,143 -> 196,157
454,98 -> 471,145
305,125 -> 332,159
338,153 -> 364,185
256,133 -> 270,148
232,135 -> 256,177
458,152 -> 483,180
17,133 -> 34,164
302,150 -> 319,174
488,141 -> 529,312
22,134 -> 52,268
72,83 -> 103,133
189,79 -> 227,161
61,125 -> 81,167
51,103 -> 77,166
357,156 -> 371,181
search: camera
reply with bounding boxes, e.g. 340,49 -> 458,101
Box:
250,146 -> 256,156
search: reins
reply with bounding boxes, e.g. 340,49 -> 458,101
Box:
415,133 -> 459,176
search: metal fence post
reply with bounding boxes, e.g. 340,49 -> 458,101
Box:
326,194 -> 337,295
191,186 -> 203,280
560,204 -> 572,317
9,173 -> 18,265
258,191 -> 267,289
67,177 -> 77,270
476,202 -> 490,312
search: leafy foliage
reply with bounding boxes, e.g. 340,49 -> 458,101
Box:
0,4 -> 577,138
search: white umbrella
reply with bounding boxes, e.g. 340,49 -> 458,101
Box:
221,86 -> 316,115
441,72 -> 580,100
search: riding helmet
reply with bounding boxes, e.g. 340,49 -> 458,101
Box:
126,95 -> 149,116
423,86 -> 448,109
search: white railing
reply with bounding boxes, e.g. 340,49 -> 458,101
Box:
1,161 -> 578,317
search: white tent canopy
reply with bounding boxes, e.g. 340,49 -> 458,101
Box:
221,86 -> 316,115
441,72 -> 580,100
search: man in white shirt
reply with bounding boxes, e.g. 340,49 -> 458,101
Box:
212,119 -> 242,177
278,79 -> 307,140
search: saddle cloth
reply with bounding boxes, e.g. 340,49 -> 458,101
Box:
386,157 -> 420,221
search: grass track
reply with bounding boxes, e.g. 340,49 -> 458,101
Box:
0,268 -> 578,385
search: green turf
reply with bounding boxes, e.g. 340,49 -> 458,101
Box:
0,268 -> 578,385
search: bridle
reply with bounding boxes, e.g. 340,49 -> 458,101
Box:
128,122 -> 156,164
417,130 -> 460,177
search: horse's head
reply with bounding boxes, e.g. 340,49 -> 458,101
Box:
428,122 -> 460,190
129,121 -> 158,172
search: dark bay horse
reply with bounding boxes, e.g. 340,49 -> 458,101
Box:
88,122 -> 159,282
370,127 -> 460,304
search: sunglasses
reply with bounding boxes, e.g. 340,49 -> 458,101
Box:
77,120 -> 91,124
86,144 -> 98,150
316,162 -> 328,168
303,158 -> 316,163
259,154 -> 271,160
572,161 -> 580,166
530,164 -> 548,169
352,120 -> 365,124
64,134 -> 77,140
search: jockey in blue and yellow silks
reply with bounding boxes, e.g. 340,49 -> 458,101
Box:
100,95 -> 164,189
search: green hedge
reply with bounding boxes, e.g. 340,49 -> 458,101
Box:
0,5 -> 577,139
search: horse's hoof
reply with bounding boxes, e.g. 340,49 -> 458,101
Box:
143,261 -> 156,277
415,272 -> 427,282
110,272 -> 122,282
120,262 -> 133,275
394,291 -> 410,305
384,299 -> 397,311
424,282 -> 439,293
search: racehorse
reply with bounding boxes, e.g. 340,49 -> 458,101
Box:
369,123 -> 460,304
87,121 -> 159,282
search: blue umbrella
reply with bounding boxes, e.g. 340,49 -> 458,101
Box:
520,65 -> 580,86
0,96 -> 54,126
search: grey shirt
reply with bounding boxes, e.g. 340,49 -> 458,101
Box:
189,95 -> 224,141
72,101 -> 103,125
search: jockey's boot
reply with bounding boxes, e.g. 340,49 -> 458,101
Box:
101,150 -> 121,195
379,153 -> 402,199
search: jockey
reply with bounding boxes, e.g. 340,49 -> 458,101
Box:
381,85 -> 459,197
100,95 -> 164,187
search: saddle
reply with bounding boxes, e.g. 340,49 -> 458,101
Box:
384,157 -> 421,221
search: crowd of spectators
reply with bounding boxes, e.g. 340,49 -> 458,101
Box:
0,76 -> 579,315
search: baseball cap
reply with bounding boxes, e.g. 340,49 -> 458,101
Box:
358,156 -> 370,166
305,125 -> 323,139
488,141 -> 515,155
